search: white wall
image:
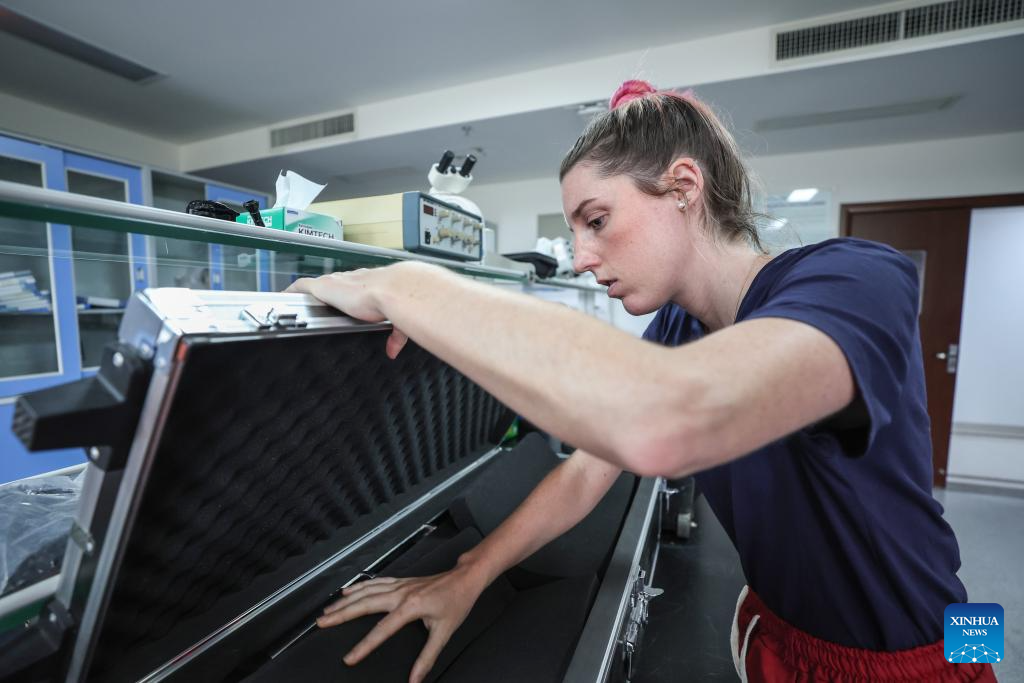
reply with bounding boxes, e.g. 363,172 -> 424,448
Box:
471,177 -> 565,253
470,131 -> 1024,251
471,178 -> 658,335
947,206 -> 1024,489
471,132 -> 1024,484
750,131 -> 1024,233
0,91 -> 180,170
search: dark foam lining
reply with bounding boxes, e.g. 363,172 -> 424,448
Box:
87,331 -> 512,679
242,527 -> 518,683
450,433 -> 636,588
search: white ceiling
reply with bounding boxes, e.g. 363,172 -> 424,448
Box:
1,1 -> 1021,200
195,33 -> 1024,200
0,0 -> 887,141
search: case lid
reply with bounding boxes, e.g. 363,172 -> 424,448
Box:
63,290 -> 514,681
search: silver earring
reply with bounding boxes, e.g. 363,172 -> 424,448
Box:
677,197 -> 688,211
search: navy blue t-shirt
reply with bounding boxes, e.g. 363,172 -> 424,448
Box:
643,237 -> 966,651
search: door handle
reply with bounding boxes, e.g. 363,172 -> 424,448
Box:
936,344 -> 958,374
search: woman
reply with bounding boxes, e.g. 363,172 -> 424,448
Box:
288,81 -> 994,682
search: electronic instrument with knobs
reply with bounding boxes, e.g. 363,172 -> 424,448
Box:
310,191 -> 484,261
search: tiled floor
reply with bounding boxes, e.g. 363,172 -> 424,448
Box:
937,486 -> 1023,682
636,487 -> 1023,681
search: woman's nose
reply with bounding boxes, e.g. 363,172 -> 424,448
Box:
574,246 -> 599,274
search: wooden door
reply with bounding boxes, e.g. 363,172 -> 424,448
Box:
844,208 -> 968,487
842,194 -> 1024,488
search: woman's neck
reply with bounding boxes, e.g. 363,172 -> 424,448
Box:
672,240 -> 771,333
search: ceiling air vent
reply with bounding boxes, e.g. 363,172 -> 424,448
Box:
776,0 -> 1024,61
905,0 -> 1024,37
270,113 -> 355,148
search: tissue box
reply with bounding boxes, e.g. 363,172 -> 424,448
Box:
237,208 -> 343,241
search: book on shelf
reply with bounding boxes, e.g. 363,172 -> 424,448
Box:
0,269 -> 32,281
0,274 -> 51,310
75,295 -> 126,309
0,282 -> 42,298
0,300 -> 51,313
0,291 -> 48,303
0,273 -> 40,290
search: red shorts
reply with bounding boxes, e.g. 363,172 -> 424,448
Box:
730,586 -> 998,682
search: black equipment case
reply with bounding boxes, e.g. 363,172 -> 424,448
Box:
0,289 -> 665,682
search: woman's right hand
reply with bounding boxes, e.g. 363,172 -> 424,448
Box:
316,562 -> 489,683
285,266 -> 411,359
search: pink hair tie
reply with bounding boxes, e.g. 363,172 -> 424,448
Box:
609,79 -> 657,110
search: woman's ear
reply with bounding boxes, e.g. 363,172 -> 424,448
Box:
666,157 -> 704,205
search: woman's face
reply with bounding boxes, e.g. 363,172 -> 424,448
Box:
561,162 -> 691,315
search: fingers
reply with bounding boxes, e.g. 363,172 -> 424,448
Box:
284,277 -> 316,294
343,575 -> 400,594
317,591 -> 402,629
386,328 -> 409,359
323,579 -> 401,615
409,626 -> 451,683
344,608 -> 418,665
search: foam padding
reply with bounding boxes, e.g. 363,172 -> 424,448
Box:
436,574 -> 598,682
242,527 -> 515,683
449,433 -> 635,587
87,331 -> 513,679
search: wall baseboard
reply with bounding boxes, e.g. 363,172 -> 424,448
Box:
946,474 -> 1024,499
952,422 -> 1024,440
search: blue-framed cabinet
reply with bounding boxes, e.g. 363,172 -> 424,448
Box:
0,134 -> 84,481
1,134 -> 268,483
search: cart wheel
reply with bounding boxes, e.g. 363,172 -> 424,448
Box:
675,511 -> 693,540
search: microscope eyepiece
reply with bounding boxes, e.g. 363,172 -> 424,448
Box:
436,150 -> 455,174
458,154 -> 477,177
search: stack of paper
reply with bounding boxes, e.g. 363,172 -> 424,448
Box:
0,269 -> 51,313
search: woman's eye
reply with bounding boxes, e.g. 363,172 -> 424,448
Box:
588,215 -> 606,230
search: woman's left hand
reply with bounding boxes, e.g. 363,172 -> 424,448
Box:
286,269 -> 409,359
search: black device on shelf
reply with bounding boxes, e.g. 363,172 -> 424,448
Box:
501,251 -> 559,278
242,200 -> 265,227
184,200 -> 240,221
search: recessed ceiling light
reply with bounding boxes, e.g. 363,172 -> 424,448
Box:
576,101 -> 609,117
787,188 -> 819,202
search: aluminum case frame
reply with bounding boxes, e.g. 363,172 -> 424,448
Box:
5,288 -> 665,683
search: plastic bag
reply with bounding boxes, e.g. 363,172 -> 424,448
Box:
0,470 -> 83,597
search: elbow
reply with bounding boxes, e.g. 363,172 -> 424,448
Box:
610,363 -> 721,479
615,419 -> 703,480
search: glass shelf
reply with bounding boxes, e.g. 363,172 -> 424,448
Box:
0,180 -> 605,387
0,181 -> 548,283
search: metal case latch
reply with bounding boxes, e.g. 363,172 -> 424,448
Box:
240,304 -> 308,330
622,568 -> 664,680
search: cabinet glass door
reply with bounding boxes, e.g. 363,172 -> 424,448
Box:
0,152 -> 60,382
206,184 -> 264,292
0,135 -> 84,483
64,154 -> 143,369
67,170 -> 132,368
151,172 -> 212,290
